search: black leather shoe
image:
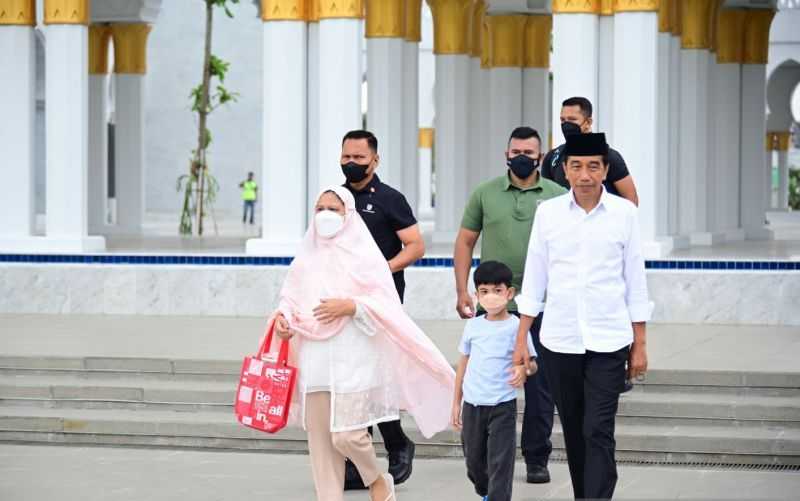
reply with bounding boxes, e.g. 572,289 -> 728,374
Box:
387,439 -> 415,485
526,464 -> 551,484
343,459 -> 368,491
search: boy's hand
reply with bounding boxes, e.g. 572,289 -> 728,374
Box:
508,364 -> 528,388
451,402 -> 463,430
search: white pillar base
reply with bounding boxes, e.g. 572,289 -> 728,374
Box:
690,231 -> 727,247
0,236 -> 106,253
642,238 -> 676,259
245,238 -> 301,256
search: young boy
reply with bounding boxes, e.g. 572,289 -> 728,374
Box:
451,260 -> 537,501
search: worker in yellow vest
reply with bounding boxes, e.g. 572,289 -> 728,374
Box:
239,172 -> 258,225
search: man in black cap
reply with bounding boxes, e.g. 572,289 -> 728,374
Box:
542,97 -> 639,205
510,133 -> 650,500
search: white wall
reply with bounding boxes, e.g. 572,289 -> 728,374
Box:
145,0 -> 263,216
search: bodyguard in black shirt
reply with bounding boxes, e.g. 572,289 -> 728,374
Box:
340,129 -> 425,489
542,96 -> 639,205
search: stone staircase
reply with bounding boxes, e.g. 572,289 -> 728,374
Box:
1,355 -> 798,466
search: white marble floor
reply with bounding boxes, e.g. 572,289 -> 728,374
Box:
25,211 -> 800,259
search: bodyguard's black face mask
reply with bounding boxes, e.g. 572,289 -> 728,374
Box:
341,162 -> 370,183
561,121 -> 583,137
507,155 -> 539,179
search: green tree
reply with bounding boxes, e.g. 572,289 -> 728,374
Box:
789,168 -> 800,211
177,0 -> 240,236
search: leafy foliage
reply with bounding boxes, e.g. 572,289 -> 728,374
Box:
178,0 -> 240,236
789,168 -> 800,211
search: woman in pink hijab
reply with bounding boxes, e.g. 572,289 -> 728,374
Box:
272,186 -> 455,501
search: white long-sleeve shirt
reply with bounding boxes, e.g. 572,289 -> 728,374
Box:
516,189 -> 651,354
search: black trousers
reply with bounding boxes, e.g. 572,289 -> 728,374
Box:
541,344 -> 628,500
520,314 -> 554,467
508,312 -> 555,467
461,399 -> 517,501
372,419 -> 409,450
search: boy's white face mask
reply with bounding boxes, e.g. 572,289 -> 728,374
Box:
315,210 -> 345,238
477,292 -> 509,315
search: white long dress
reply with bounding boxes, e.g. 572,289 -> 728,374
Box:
297,303 -> 399,432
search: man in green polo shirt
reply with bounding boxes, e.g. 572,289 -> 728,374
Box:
453,126 -> 566,484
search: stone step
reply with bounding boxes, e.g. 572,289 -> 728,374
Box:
2,394 -> 798,430
1,373 -> 798,425
2,356 -> 799,394
0,406 -> 798,466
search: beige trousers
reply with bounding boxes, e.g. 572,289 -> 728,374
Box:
305,391 -> 382,501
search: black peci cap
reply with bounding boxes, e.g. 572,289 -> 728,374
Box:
565,132 -> 609,157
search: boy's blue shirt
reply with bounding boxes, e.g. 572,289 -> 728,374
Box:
458,314 -> 536,406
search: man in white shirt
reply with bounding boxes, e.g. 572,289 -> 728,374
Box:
510,132 -> 649,500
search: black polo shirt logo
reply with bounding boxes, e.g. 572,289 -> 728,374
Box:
363,203 -> 376,214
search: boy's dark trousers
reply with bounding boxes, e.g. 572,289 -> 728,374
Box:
461,399 -> 517,501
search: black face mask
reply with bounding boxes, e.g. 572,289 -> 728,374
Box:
507,155 -> 539,179
561,121 -> 583,137
341,161 -> 370,183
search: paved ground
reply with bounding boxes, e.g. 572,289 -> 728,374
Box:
0,444 -> 797,501
1,314 -> 799,373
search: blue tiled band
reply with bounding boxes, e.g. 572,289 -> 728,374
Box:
0,253 -> 798,271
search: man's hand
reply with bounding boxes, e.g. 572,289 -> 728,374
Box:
274,313 -> 293,340
627,342 -> 648,380
456,290 -> 475,319
451,402 -> 463,430
313,298 -> 356,324
508,364 -> 528,388
512,340 -> 532,373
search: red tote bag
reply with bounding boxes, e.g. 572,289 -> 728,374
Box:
234,321 -> 297,434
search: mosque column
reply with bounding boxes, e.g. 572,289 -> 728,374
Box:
698,0 -> 725,244
667,0 -> 682,240
307,0 -> 319,226
312,0 -> 363,196
0,0 -> 36,244
110,23 -> 151,236
418,127 -> 435,219
656,1 -> 675,246
427,0 -> 471,242
597,0 -> 613,137
522,15 -> 551,151
247,0 -> 308,255
676,0 -> 712,241
612,1 -> 665,256
43,0 -> 105,251
713,9 -> 747,238
551,0 -> 599,146
402,0 -> 422,212
88,24 -> 111,234
740,9 -> 775,239
479,11 -> 494,181
485,15 -> 525,169
467,0 -> 487,190
366,0 -> 405,189
770,132 -> 791,210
